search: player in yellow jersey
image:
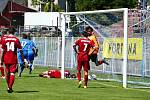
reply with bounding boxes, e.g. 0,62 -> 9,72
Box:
85,26 -> 109,68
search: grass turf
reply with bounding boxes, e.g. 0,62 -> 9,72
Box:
0,67 -> 150,100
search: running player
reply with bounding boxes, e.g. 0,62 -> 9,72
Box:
18,33 -> 29,77
27,34 -> 38,74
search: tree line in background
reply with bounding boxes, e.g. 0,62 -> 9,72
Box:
76,0 -> 138,11
31,0 -> 150,12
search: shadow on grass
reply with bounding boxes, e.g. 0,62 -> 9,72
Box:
87,86 -> 107,88
23,75 -> 39,77
14,90 -> 39,93
17,75 -> 39,78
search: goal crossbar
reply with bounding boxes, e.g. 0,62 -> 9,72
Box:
62,8 -> 128,15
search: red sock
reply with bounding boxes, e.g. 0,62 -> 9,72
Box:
0,67 -> 5,76
6,74 -> 10,87
84,75 -> 88,86
77,71 -> 81,81
9,74 -> 15,89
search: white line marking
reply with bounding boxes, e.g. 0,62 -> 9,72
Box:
92,81 -> 119,88
91,81 -> 150,93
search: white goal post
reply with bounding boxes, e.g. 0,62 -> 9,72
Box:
60,8 -> 128,88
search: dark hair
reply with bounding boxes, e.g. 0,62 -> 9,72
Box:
22,33 -> 28,39
27,33 -> 31,40
8,27 -> 16,35
82,31 -> 89,37
85,26 -> 93,32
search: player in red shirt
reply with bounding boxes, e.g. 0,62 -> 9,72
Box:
39,69 -> 70,78
47,70 -> 61,78
1,27 -> 25,93
73,31 -> 96,88
0,29 -> 7,79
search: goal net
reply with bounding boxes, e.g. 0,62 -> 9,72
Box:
60,8 -> 128,88
126,9 -> 150,88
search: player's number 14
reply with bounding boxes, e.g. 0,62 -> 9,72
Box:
6,42 -> 15,51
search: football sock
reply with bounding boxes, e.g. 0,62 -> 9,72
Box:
84,74 -> 88,86
102,59 -> 109,65
29,64 -> 32,74
19,64 -> 24,76
98,59 -> 109,65
78,81 -> 82,88
95,60 -> 99,66
77,71 -> 81,81
6,74 -> 10,87
9,73 -> 15,89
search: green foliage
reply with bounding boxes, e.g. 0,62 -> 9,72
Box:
44,2 -> 49,12
76,0 -> 138,11
31,0 -> 40,7
67,0 -> 76,12
53,4 -> 64,12
32,0 -> 139,12
31,0 -> 63,12
149,0 -> 150,5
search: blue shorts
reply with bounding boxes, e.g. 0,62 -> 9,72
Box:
28,50 -> 35,61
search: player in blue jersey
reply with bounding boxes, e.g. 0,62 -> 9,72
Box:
27,34 -> 38,74
18,33 -> 30,77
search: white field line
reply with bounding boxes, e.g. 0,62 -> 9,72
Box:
91,81 -> 150,93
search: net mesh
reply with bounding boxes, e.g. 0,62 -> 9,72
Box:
64,10 -> 126,83
127,9 -> 150,88
63,9 -> 150,88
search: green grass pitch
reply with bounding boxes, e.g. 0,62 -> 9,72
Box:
0,67 -> 150,100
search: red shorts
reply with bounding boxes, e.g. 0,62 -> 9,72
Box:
77,60 -> 89,72
5,64 -> 17,73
